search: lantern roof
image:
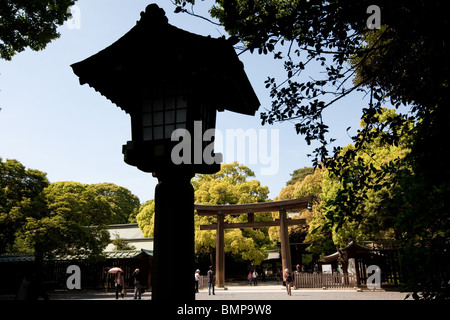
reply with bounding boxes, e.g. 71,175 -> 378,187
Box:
71,4 -> 260,116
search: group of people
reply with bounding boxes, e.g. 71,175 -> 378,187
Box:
247,270 -> 259,285
196,266 -> 296,296
113,268 -> 143,300
283,264 -> 307,295
114,265 -> 300,298
195,266 -> 216,295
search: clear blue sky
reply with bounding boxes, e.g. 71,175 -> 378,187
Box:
0,0 -> 365,203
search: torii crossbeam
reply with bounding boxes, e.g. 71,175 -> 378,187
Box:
196,196 -> 313,287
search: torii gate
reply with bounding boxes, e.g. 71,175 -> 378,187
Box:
195,196 -> 313,287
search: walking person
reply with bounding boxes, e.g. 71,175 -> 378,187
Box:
194,269 -> 200,293
284,268 -> 293,296
252,269 -> 258,286
115,271 -> 125,299
276,269 -> 281,284
293,265 -> 300,289
207,266 -> 215,295
132,268 -> 142,299
248,271 -> 253,285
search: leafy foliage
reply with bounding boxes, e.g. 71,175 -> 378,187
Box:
270,167 -> 322,244
135,162 -> 274,265
193,162 -> 273,265
87,183 -> 140,224
45,181 -> 140,226
111,233 -> 136,251
321,109 -> 412,239
193,161 -> 269,204
195,0 -> 449,161
305,109 -> 411,250
0,158 -> 49,254
1,158 -> 140,259
175,0 -> 450,299
285,167 -> 314,186
136,200 -> 155,238
0,0 -> 76,60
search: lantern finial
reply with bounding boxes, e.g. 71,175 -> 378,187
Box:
139,4 -> 168,26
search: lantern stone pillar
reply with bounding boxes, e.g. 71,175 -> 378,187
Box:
152,170 -> 195,301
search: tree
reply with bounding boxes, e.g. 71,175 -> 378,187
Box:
135,162 -> 273,265
29,180 -> 140,258
174,0 -> 450,298
111,233 -> 136,251
87,183 -> 140,224
270,167 -> 323,246
21,181 -> 111,259
14,179 -> 110,299
306,108 -> 412,266
383,117 -> 450,299
0,158 -> 49,254
285,167 -> 314,186
191,0 -> 449,161
2,160 -> 140,258
0,0 -> 76,60
0,159 -> 111,298
193,162 -> 273,266
320,109 -> 411,244
136,200 -> 155,238
43,181 -> 140,226
192,162 -> 269,205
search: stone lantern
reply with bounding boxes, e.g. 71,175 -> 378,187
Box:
71,4 -> 259,300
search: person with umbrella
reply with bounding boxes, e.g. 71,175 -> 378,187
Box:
108,267 -> 125,299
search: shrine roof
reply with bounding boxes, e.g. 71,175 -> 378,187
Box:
0,249 -> 153,263
71,4 -> 259,116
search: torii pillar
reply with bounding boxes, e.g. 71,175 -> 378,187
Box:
279,207 -> 293,275
216,211 -> 225,287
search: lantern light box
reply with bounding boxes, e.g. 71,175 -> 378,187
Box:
71,4 -> 259,175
